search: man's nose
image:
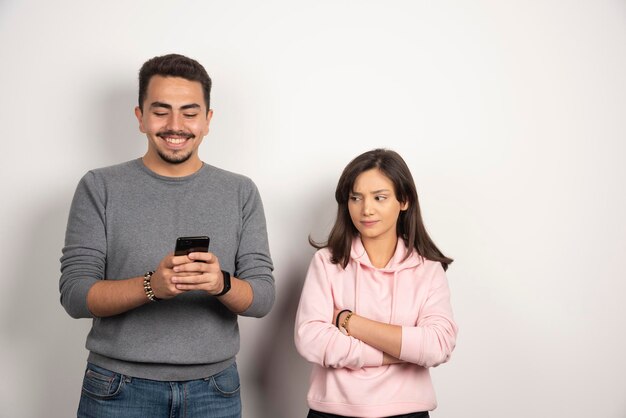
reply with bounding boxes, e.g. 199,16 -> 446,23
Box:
167,113 -> 184,131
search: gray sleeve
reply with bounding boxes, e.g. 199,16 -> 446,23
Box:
59,172 -> 105,319
235,180 -> 275,318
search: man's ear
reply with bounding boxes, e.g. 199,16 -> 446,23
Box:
203,109 -> 214,136
134,106 -> 146,133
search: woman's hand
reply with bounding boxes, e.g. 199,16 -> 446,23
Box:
332,307 -> 403,360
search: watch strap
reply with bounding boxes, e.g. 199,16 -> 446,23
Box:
216,270 -> 231,296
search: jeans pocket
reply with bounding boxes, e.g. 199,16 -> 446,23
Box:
209,363 -> 240,396
81,363 -> 125,400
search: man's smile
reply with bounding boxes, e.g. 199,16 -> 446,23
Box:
163,137 -> 188,144
157,131 -> 194,147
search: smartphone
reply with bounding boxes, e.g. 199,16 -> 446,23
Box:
174,236 -> 210,256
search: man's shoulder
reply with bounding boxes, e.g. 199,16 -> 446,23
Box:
74,159 -> 141,190
202,164 -> 257,189
87,159 -> 140,177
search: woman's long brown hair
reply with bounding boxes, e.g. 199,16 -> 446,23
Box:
310,149 -> 453,271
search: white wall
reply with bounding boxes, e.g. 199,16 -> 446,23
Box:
1,1 -> 625,417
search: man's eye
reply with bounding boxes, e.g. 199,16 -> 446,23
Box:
153,112 -> 168,117
184,114 -> 198,118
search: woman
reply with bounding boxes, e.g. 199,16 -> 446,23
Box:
295,149 -> 457,418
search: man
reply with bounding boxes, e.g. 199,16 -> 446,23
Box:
59,54 -> 275,417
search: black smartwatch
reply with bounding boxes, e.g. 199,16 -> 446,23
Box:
216,270 -> 231,296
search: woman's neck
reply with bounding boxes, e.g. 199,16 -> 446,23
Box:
361,236 -> 398,268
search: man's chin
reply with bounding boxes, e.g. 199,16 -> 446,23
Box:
157,151 -> 193,165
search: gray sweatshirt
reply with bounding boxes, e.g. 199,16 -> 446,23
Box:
59,159 -> 275,380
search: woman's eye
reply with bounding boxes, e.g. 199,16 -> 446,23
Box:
349,195 -> 361,201
375,196 -> 387,201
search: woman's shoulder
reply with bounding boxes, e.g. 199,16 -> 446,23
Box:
415,256 -> 449,284
310,247 -> 349,271
312,247 -> 334,263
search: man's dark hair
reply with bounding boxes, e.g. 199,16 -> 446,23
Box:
138,54 -> 212,113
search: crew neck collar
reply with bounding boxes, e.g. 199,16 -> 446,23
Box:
134,158 -> 207,182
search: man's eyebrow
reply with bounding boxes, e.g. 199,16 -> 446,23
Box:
180,104 -> 201,110
149,101 -> 172,109
148,102 -> 201,110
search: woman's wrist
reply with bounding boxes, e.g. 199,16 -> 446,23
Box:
340,311 -> 354,335
335,310 -> 354,336
335,309 -> 351,328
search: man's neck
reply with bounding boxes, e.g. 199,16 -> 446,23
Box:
141,154 -> 203,177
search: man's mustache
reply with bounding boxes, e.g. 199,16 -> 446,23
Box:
156,130 -> 194,139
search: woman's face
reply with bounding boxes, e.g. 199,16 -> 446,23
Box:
348,168 -> 408,245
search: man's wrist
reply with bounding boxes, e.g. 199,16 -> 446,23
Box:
215,270 -> 231,296
143,271 -> 160,302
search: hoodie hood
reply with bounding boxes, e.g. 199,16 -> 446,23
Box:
349,236 -> 423,329
350,236 -> 422,272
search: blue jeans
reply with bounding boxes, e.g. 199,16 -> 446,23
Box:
77,362 -> 241,418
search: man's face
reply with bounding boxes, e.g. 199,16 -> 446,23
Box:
135,75 -> 212,168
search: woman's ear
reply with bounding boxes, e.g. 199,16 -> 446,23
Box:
401,201 -> 409,211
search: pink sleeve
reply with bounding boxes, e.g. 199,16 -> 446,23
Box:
399,265 -> 458,367
294,252 -> 384,370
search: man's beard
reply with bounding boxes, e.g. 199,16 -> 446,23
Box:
157,149 -> 193,165
156,130 -> 194,164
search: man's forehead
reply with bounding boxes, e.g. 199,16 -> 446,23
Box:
144,76 -> 205,107
146,75 -> 203,95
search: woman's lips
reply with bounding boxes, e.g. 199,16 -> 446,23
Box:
360,220 -> 378,227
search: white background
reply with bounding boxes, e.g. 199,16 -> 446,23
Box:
1,1 -> 625,417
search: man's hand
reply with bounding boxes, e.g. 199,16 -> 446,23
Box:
151,251 -> 225,298
86,251 -> 231,318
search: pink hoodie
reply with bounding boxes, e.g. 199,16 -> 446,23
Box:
294,238 -> 457,417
